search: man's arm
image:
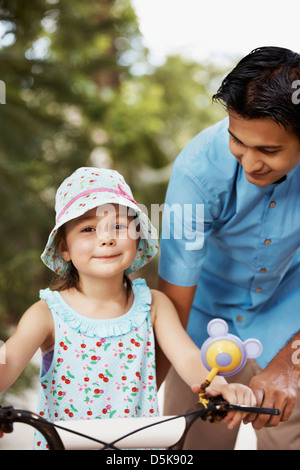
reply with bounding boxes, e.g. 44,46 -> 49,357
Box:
156,276 -> 197,388
245,330 -> 300,429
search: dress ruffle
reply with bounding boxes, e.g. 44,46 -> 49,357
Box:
39,278 -> 151,338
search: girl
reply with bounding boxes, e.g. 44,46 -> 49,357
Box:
0,167 -> 255,449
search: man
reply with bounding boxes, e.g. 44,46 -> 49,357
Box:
158,46 -> 300,450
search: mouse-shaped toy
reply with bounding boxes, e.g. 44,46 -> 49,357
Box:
201,318 -> 262,377
199,318 -> 262,401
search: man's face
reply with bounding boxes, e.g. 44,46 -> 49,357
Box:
228,110 -> 300,187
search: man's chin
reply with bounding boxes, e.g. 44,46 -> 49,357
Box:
245,172 -> 275,187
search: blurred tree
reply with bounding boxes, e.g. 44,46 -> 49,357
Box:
0,0 -> 149,399
105,55 -> 226,194
0,0 -> 139,324
0,0 -> 228,400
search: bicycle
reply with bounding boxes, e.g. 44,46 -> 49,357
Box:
0,395 -> 280,450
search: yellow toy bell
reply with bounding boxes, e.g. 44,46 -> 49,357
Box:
199,319 -> 262,402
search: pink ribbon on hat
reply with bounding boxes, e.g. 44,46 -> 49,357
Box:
57,184 -> 137,223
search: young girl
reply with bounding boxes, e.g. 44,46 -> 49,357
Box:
0,167 -> 256,449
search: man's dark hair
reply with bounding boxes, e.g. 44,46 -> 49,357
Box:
213,46 -> 300,138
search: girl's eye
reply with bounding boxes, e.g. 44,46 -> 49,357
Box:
115,224 -> 127,230
82,227 -> 95,233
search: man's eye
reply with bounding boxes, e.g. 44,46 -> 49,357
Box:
260,149 -> 279,156
230,135 -> 243,145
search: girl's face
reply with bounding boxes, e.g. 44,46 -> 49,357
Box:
60,204 -> 138,281
228,110 -> 300,187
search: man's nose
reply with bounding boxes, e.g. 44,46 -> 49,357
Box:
240,148 -> 264,173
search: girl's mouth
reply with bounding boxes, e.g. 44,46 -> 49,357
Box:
93,254 -> 120,259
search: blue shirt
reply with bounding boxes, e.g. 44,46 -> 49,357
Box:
159,118 -> 300,368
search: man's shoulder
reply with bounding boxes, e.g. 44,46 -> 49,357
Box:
173,118 -> 238,194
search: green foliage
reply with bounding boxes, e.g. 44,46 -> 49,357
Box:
0,0 -> 136,324
0,0 -> 228,399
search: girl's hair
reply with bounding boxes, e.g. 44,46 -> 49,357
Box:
50,225 -> 133,299
213,46 -> 300,138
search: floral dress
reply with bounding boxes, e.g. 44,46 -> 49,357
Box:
34,278 -> 159,449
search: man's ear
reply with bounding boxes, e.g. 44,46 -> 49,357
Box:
58,238 -> 71,262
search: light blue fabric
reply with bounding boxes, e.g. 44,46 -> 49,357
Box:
159,118 -> 300,368
34,278 -> 159,450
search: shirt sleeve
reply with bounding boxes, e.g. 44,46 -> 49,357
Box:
158,160 -> 220,287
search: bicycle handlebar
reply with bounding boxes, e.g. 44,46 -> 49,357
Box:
0,398 -> 280,450
0,406 -> 64,450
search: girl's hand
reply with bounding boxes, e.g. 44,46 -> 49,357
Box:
191,382 -> 257,429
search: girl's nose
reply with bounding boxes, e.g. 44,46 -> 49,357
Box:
96,225 -> 117,247
99,238 -> 116,247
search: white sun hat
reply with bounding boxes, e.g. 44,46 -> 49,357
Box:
41,167 -> 158,276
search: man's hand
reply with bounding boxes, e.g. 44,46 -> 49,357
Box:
192,381 -> 257,430
245,333 -> 300,430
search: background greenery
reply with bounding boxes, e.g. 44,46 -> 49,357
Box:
0,0 -> 227,400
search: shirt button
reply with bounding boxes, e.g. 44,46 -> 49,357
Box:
264,239 -> 271,245
269,201 -> 276,208
260,268 -> 267,273
237,315 -> 243,322
255,287 -> 262,292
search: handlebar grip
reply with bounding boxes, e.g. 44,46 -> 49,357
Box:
0,406 -> 65,450
227,404 -> 280,415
